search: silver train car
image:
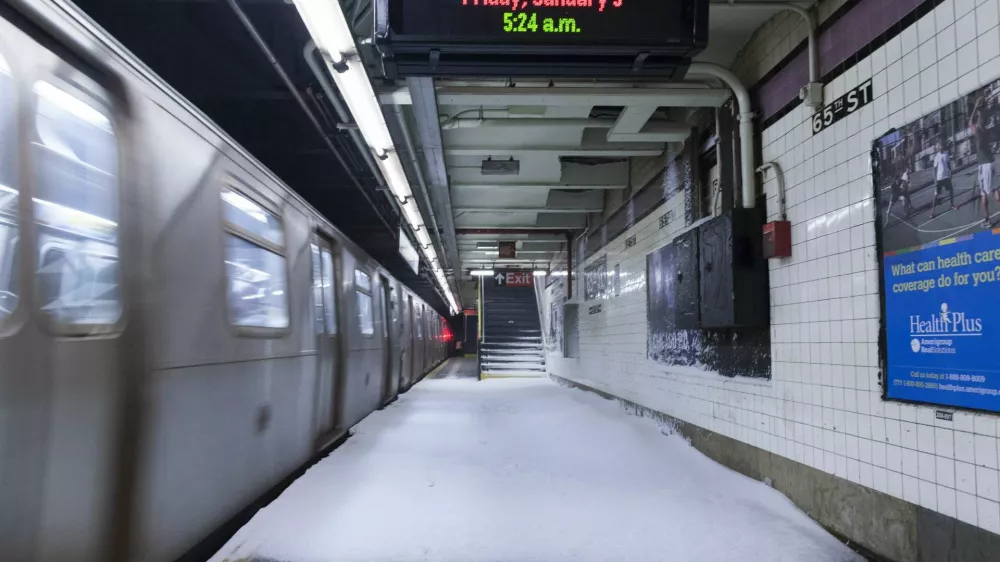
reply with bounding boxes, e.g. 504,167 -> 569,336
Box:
0,0 -> 449,560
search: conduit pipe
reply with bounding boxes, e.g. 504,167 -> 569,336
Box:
391,104 -> 449,270
687,62 -> 757,209
757,161 -> 786,220
715,1 -> 822,109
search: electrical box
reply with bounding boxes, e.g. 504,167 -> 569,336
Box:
762,220 -> 792,259
672,229 -> 701,329
698,208 -> 770,329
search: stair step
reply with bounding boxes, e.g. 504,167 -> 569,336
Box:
481,362 -> 547,371
483,334 -> 542,343
481,356 -> 545,364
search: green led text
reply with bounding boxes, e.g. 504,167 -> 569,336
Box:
502,12 -> 581,33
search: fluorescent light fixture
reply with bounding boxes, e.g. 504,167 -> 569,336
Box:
470,269 -> 494,276
292,0 -> 462,313
291,0 -> 392,154
533,270 -> 548,276
415,226 -> 433,249
290,0 -> 355,57
379,152 -> 414,202
550,271 -> 569,276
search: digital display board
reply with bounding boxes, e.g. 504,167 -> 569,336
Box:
375,0 -> 707,77
390,0 -> 693,45
872,77 -> 1000,412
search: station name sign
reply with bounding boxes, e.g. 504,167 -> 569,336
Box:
812,80 -> 873,135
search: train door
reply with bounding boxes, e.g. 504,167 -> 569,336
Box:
377,275 -> 397,403
310,237 -> 340,441
0,27 -> 140,562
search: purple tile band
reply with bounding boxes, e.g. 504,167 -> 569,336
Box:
754,0 -> 929,122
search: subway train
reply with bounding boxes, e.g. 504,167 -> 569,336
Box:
0,0 -> 449,560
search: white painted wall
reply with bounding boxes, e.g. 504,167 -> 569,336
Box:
540,0 -> 1000,537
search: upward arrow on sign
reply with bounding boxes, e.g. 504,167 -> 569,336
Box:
494,273 -> 505,285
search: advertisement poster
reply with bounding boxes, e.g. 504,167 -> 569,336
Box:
873,78 -> 1000,411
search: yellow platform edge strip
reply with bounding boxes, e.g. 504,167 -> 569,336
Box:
426,360 -> 451,379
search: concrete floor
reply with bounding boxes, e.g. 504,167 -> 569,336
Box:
211,365 -> 862,562
428,356 -> 479,379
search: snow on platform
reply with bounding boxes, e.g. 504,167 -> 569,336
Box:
212,375 -> 861,562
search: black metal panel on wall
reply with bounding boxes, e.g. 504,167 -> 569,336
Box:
716,101 -> 739,214
698,209 -> 771,329
673,229 -> 700,329
646,239 -> 770,379
699,215 -> 734,328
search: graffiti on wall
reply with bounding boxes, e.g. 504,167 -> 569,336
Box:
584,255 -> 608,301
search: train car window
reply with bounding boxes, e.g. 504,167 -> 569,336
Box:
221,185 -> 289,329
310,244 -> 323,335
390,287 -> 398,324
415,306 -> 423,340
309,244 -> 337,335
320,248 -> 335,333
0,54 -> 17,320
32,80 -> 121,326
354,268 -> 373,336
222,187 -> 283,246
354,269 -> 371,291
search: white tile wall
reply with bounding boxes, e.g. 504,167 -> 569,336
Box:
541,0 -> 1000,536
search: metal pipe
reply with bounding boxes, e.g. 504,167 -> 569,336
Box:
687,62 -> 757,209
224,0 -> 393,232
715,1 -> 820,105
391,104 -> 449,269
757,161 -> 787,220
302,41 -> 385,195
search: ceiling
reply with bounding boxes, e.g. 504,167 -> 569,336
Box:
70,0 -> 456,314
372,2 -> 793,297
70,0 -> 794,311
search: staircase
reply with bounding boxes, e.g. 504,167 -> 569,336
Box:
480,282 -> 546,377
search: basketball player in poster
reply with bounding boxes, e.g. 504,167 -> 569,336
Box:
972,96 -> 999,227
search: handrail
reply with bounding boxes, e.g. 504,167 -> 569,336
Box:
477,276 -> 484,380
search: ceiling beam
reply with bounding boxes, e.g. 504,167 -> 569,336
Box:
454,206 -> 601,213
453,183 -> 626,190
379,86 -> 733,107
456,236 -> 568,243
446,147 -> 663,157
461,249 -> 561,254
456,228 -> 572,234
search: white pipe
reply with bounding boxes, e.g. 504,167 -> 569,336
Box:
757,161 -> 786,219
687,62 -> 757,209
714,1 -> 818,85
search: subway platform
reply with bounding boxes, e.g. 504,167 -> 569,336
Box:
211,361 -> 861,562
